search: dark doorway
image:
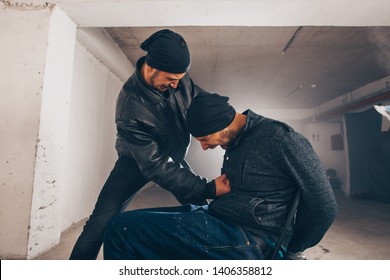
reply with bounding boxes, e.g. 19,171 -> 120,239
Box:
344,107 -> 390,202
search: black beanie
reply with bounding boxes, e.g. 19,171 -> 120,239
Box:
140,29 -> 191,74
186,93 -> 236,137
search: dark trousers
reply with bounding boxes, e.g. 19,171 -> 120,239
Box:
103,205 -> 268,260
69,156 -> 148,260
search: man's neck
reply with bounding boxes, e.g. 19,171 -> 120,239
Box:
140,63 -> 149,85
234,113 -> 247,133
224,113 -> 247,149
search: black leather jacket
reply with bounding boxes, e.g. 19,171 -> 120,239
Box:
115,57 -> 213,204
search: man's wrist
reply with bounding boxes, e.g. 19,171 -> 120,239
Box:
205,180 -> 216,198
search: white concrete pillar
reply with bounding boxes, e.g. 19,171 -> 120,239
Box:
27,6 -> 76,259
0,4 -> 76,259
0,4 -> 52,260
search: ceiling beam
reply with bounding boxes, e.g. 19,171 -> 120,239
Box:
315,90 -> 390,121
57,0 -> 390,27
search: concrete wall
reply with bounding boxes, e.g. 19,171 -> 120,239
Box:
0,4 -> 78,259
61,40 -> 123,231
27,6 -> 77,260
60,27 -> 133,232
304,122 -> 346,185
0,6 -> 52,259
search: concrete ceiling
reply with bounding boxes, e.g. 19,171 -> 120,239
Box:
106,26 -> 390,110
55,1 -> 390,112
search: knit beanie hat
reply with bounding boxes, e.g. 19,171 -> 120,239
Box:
186,93 -> 236,137
140,29 -> 191,74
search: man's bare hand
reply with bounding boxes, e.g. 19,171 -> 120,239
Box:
215,174 -> 231,197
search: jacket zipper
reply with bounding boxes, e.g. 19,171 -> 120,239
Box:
166,99 -> 187,150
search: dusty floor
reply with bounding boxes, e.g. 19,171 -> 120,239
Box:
34,184 -> 390,260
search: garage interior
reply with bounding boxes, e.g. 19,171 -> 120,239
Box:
1,0 -> 389,260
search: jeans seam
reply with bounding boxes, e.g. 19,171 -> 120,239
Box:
236,224 -> 250,245
236,224 -> 264,259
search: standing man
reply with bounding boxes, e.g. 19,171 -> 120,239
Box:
70,30 -> 230,259
103,93 -> 337,260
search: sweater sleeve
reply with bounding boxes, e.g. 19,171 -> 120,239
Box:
280,132 -> 337,253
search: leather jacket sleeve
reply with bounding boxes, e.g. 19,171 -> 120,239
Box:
117,117 -> 211,205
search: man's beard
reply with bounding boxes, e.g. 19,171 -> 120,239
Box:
150,70 -> 168,92
221,128 -> 238,149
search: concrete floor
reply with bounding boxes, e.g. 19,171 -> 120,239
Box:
34,184 -> 390,260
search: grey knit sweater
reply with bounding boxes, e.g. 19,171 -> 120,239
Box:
209,110 -> 337,253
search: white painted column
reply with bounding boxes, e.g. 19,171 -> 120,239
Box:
27,6 -> 76,259
1,3 -> 77,259
0,5 -> 53,259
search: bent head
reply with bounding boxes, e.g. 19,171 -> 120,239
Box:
186,93 -> 239,150
140,29 -> 190,92
144,66 -> 186,92
195,127 -> 236,150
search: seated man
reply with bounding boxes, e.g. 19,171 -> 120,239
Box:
103,93 -> 337,260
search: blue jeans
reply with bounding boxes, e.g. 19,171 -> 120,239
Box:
69,156 -> 148,259
103,205 -> 269,260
